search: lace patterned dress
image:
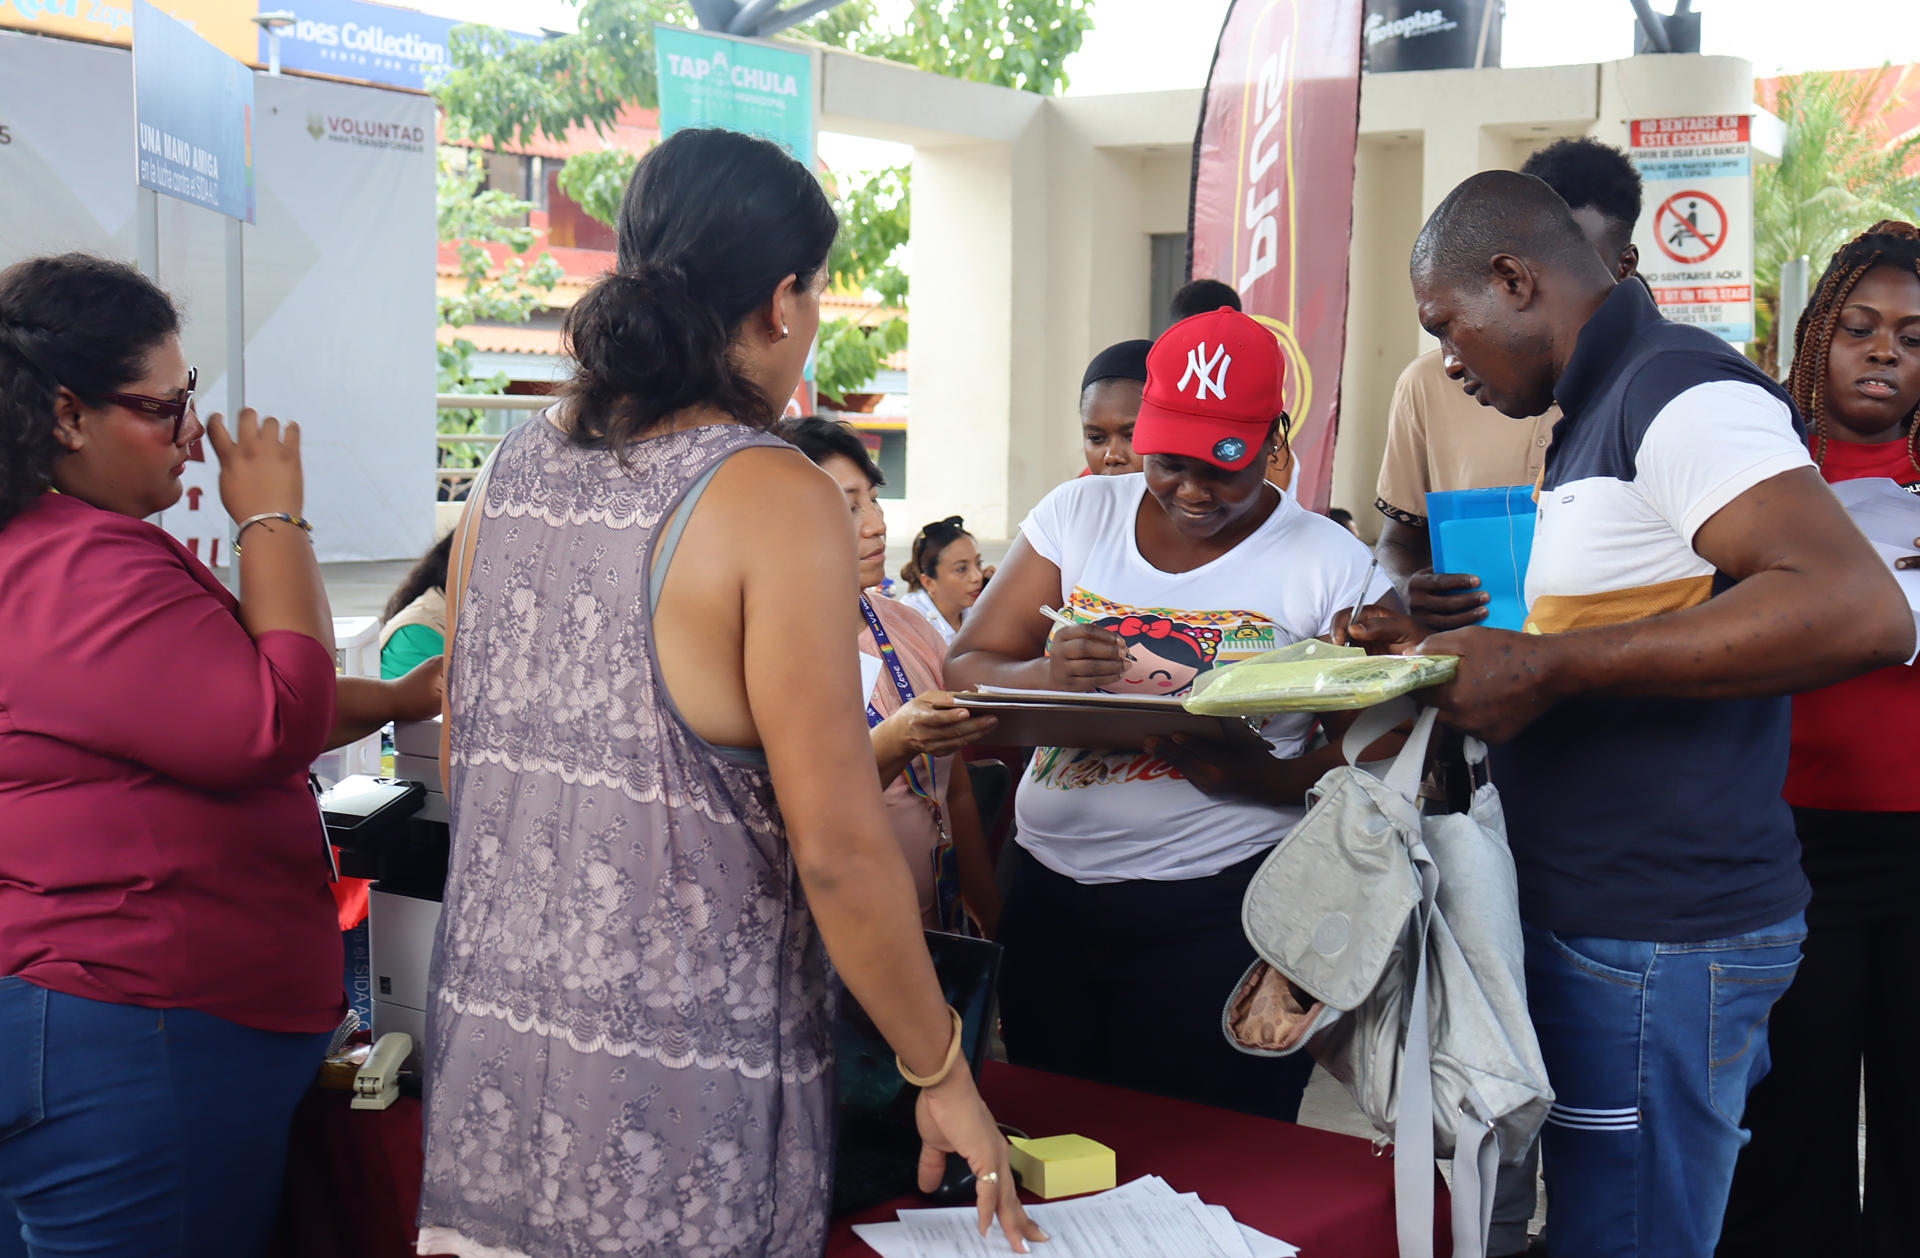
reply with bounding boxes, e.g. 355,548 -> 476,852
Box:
417,417 -> 835,1257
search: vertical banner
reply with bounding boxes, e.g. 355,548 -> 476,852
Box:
1189,0 -> 1364,512
133,0 -> 253,222
654,24 -> 814,167
655,23 -> 817,412
1628,115 -> 1754,343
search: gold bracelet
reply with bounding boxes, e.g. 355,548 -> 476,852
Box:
896,1005 -> 965,1089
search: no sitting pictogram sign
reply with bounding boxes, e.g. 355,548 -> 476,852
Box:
1655,190 -> 1728,264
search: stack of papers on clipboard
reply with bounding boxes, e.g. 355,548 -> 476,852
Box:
852,1176 -> 1300,1258
951,688 -> 1268,752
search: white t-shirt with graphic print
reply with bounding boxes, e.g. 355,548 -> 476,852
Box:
1014,473 -> 1392,884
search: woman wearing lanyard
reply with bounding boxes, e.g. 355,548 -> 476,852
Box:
782,418 -> 1003,936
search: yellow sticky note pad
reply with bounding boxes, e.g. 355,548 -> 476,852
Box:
1006,1134 -> 1117,1199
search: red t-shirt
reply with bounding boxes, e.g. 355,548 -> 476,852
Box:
0,493 -> 345,1032
1785,437 -> 1920,812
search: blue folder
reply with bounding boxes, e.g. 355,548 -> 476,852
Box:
1426,486 -> 1537,633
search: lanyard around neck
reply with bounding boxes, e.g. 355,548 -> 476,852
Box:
859,595 -> 938,804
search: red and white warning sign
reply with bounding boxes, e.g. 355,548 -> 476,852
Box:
1629,116 -> 1753,342
1654,189 -> 1728,264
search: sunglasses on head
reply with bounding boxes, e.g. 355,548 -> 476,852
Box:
92,366 -> 198,443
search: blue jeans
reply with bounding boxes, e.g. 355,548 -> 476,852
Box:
0,979 -> 332,1258
1522,914 -> 1804,1258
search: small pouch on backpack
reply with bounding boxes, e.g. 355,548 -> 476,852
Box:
1240,766 -> 1423,1011
1224,960 -> 1329,1054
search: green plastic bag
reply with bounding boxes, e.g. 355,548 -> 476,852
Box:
1183,640 -> 1459,716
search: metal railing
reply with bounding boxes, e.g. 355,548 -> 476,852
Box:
435,393 -> 549,497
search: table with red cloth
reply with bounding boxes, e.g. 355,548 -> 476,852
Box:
828,1063 -> 1446,1257
274,1061 -> 1446,1258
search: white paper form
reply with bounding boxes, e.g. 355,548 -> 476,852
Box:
1831,478 -> 1920,664
899,1196 -> 1243,1258
1095,1179 -> 1297,1258
851,1177 -> 1300,1258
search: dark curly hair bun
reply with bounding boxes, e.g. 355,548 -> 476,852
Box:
562,129 -> 838,450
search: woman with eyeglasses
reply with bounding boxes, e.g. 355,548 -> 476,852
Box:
0,253 -> 441,1257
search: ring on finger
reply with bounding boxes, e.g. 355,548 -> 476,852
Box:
979,1171 -> 999,1186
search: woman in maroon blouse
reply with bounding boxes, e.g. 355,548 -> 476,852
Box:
0,254 -> 438,1257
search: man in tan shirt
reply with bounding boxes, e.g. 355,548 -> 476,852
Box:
1376,137 -> 1644,635
1373,136 -> 1644,1258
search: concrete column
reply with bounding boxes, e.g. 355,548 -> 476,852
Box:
1330,137 -> 1427,536
905,140 -> 1020,540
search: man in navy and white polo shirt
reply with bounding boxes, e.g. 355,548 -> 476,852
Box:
1354,170 -> 1916,1258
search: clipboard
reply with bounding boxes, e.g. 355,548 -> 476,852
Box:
952,688 -> 1267,752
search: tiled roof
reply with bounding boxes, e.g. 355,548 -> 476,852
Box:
440,319 -> 908,371
439,104 -> 660,162
437,323 -> 565,355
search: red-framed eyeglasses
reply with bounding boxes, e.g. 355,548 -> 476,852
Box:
94,366 -> 198,443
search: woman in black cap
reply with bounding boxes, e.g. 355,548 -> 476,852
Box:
1079,339 -> 1151,475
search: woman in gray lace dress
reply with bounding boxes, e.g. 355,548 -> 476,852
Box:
415,129 -> 1042,1258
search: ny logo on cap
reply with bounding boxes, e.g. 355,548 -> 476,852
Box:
1178,343 -> 1232,402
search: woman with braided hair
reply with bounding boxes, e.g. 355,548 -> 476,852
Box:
1720,221 -> 1920,1258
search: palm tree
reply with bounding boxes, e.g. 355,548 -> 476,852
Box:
1751,66 -> 1920,375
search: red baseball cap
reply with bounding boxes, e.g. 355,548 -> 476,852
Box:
1132,307 -> 1285,472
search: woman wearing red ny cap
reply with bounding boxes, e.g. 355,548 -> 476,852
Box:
949,308 -> 1399,1120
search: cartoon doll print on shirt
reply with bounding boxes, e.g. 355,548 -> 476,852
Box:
1027,594 -> 1277,793
1092,614 -> 1224,697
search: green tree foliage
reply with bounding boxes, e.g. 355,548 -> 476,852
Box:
1751,67 -> 1920,373
859,0 -> 1093,95
436,146 -> 564,468
817,164 -> 911,407
434,0 -> 1091,401
439,0 -> 1089,147
554,148 -> 639,230
437,0 -> 685,150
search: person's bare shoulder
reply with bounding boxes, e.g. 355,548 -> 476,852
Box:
697,443 -> 850,580
697,443 -> 843,532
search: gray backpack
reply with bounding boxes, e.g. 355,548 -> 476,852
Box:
1223,701 -> 1552,1258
